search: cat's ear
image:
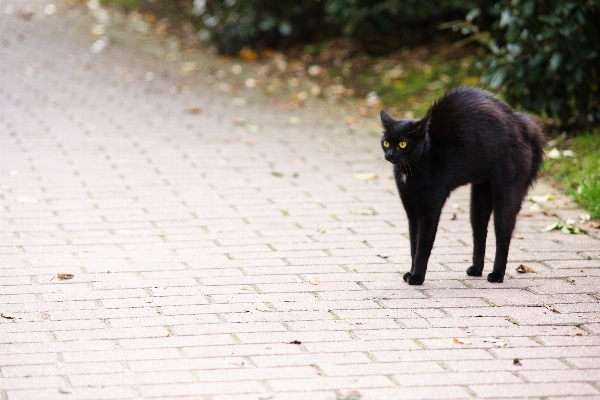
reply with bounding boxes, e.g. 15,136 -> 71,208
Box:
380,110 -> 396,127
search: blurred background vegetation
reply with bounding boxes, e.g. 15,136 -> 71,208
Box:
110,0 -> 600,129
101,0 -> 599,218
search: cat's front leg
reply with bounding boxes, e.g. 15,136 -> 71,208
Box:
400,197 -> 419,283
406,208 -> 443,285
407,215 -> 418,272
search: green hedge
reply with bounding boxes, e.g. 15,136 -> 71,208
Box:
480,0 -> 600,127
194,0 -> 326,54
192,0 -> 484,54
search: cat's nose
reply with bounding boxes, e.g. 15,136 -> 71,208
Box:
385,151 -> 394,161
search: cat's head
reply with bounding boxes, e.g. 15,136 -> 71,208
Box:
380,110 -> 427,164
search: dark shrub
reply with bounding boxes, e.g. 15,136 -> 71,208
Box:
194,0 -> 326,54
480,0 -> 600,127
193,0 -> 491,54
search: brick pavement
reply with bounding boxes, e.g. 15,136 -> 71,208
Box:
1,1 -> 600,399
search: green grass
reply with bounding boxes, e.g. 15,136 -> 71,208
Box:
543,130 -> 600,219
100,0 -> 139,10
374,57 -> 480,117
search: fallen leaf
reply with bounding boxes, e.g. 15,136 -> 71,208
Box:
350,209 -> 376,216
483,338 -> 509,347
244,124 -> 259,133
184,107 -> 202,114
239,48 -> 258,61
244,308 -> 265,313
516,264 -> 537,274
547,148 -> 561,159
529,203 -> 542,211
288,340 -> 302,344
377,254 -> 389,259
542,303 -> 560,313
562,150 -> 574,157
451,213 -> 457,220
337,390 -> 362,400
453,337 -> 472,345
543,222 -> 559,232
589,221 -> 600,229
309,279 -> 319,285
542,211 -> 557,217
560,222 -> 585,234
90,36 -> 109,53
513,234 -> 524,239
229,361 -> 245,367
17,9 -> 34,20
57,273 -> 74,280
531,194 -> 554,203
317,228 -> 326,233
271,171 -> 284,177
58,388 -> 72,394
518,213 -> 533,217
353,173 -> 378,180
513,358 -> 522,366
1,313 -> 21,320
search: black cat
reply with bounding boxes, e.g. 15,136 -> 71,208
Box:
380,87 -> 544,285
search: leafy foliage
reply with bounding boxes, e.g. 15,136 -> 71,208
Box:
192,0 -> 488,54
543,129 -> 600,218
479,0 -> 600,126
194,0 -> 326,54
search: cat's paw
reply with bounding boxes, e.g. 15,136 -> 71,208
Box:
466,266 -> 483,277
487,272 -> 504,283
403,272 -> 424,285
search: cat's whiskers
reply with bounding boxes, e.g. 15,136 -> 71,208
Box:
373,157 -> 387,174
405,157 -> 425,175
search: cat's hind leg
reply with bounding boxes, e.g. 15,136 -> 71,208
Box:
488,187 -> 526,283
466,181 -> 494,277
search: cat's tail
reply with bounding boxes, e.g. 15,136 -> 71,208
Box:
518,113 -> 546,188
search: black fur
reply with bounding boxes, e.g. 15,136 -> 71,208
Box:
380,87 -> 544,285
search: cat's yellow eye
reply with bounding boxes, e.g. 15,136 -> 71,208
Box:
383,141 -> 390,148
399,141 -> 407,148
